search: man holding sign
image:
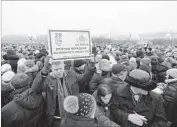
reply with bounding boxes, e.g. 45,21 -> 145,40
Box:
30,30 -> 96,127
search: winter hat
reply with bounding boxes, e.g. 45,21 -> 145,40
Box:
140,58 -> 151,66
165,52 -> 172,57
34,50 -> 40,55
17,58 -> 27,66
17,64 -> 26,73
24,60 -> 35,68
139,64 -> 151,74
136,51 -> 144,58
151,56 -> 159,65
161,61 -> 172,69
2,71 -> 15,83
120,55 -> 129,64
102,54 -> 110,60
1,64 -> 12,74
125,69 -> 156,91
99,59 -> 111,72
64,93 -> 96,117
74,59 -> 86,68
129,57 -> 136,63
112,64 -> 127,75
7,49 -> 16,56
166,69 -> 177,79
11,73 -> 30,89
35,52 -> 46,59
97,84 -> 112,97
128,61 -> 137,71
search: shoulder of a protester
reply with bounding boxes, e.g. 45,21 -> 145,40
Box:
114,84 -> 129,95
149,91 -> 164,101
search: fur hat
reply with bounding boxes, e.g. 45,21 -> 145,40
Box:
140,58 -> 151,66
129,57 -> 136,63
125,69 -> 156,91
24,60 -> 35,68
99,59 -> 111,72
166,69 -> 177,79
73,59 -> 85,68
11,73 -> 30,89
17,58 -> 27,66
139,65 -> 151,74
7,49 -> 16,56
64,93 -> 96,117
161,61 -> 172,69
136,51 -> 144,58
112,64 -> 127,74
1,64 -> 12,74
151,56 -> 159,65
2,71 -> 15,82
102,55 -> 110,60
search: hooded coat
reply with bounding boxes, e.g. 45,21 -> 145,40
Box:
93,91 -> 121,127
1,88 -> 44,127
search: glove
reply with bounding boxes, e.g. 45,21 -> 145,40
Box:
42,56 -> 53,74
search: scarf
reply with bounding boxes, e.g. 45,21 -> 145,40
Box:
50,72 -> 69,118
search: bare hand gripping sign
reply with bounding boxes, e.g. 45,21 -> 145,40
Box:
48,30 -> 92,60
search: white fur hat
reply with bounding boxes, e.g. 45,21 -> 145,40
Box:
1,64 -> 12,74
166,68 -> 177,79
17,58 -> 27,66
2,71 -> 15,82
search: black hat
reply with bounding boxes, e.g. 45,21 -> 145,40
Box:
74,59 -> 85,67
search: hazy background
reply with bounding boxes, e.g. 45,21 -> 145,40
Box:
2,1 -> 177,39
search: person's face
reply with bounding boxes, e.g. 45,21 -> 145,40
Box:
51,64 -> 64,78
118,71 -> 128,81
95,54 -> 102,63
105,48 -> 110,54
173,52 -> 177,58
101,94 -> 112,104
131,86 -> 148,95
77,64 -> 86,71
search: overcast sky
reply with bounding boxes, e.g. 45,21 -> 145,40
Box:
2,1 -> 177,38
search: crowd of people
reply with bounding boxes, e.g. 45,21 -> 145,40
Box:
1,42 -> 177,127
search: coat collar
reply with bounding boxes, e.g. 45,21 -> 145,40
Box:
111,76 -> 124,82
118,85 -> 152,113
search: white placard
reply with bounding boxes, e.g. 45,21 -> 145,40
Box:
48,30 -> 92,60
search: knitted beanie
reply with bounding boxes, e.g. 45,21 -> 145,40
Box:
64,93 -> 96,117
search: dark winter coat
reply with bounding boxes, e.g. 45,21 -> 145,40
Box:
74,65 -> 95,93
102,76 -> 128,92
89,72 -> 111,94
1,88 -> 44,127
166,92 -> 177,127
32,69 -> 84,127
61,114 -> 99,127
110,84 -> 167,127
162,79 -> 177,109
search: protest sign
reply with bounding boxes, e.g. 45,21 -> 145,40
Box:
48,30 -> 92,60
